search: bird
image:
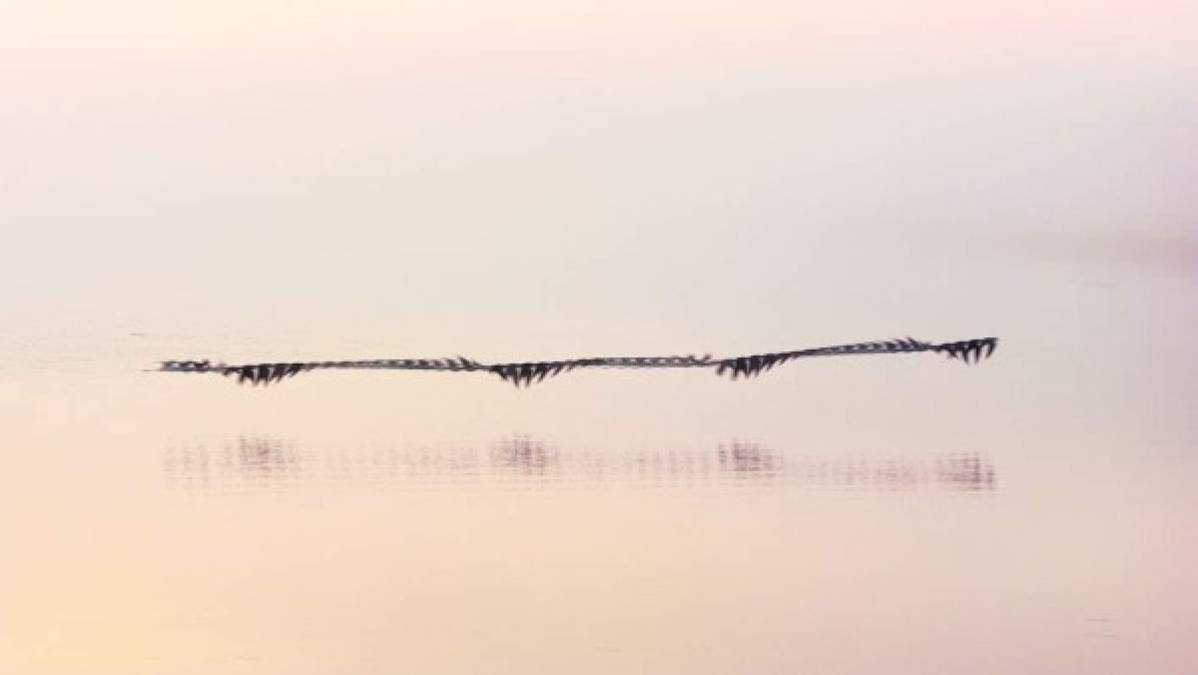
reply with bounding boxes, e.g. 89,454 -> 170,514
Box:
155,336 -> 998,387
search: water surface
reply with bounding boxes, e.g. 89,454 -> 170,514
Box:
2,261 -> 1194,675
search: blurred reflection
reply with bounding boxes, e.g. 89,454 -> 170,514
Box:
164,436 -> 302,490
719,442 -> 781,475
165,436 -> 995,493
490,437 -> 560,476
791,453 -> 996,491
936,454 -> 996,491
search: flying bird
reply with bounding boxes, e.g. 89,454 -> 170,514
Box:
156,336 -> 998,387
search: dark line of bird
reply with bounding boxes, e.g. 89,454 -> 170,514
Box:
157,336 -> 998,387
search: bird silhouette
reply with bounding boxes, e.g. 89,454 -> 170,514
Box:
156,336 -> 998,387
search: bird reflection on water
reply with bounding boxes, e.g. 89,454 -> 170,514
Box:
164,436 -> 995,493
164,436 -> 303,490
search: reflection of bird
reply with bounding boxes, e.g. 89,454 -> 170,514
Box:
157,336 -> 997,388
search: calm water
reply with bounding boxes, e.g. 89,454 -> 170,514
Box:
1,261 -> 1195,675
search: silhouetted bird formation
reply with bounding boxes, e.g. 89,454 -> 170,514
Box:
157,336 -> 998,387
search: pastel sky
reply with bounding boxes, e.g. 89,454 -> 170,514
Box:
2,1 -> 1194,338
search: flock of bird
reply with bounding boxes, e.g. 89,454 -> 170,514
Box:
156,336 -> 998,387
